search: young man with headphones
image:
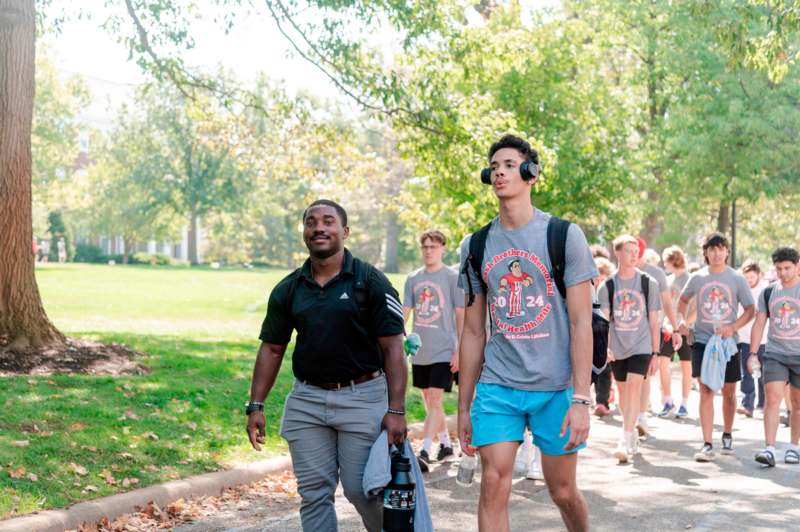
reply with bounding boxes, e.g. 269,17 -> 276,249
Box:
458,134 -> 597,532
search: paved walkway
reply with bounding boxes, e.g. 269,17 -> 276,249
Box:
177,373 -> 800,531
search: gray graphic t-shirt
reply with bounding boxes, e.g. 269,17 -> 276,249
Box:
642,263 -> 669,325
680,266 -> 755,344
458,210 -> 598,391
599,271 -> 661,359
403,266 -> 464,365
669,272 -> 690,309
759,282 -> 800,357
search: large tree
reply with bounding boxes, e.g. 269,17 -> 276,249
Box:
0,0 -> 64,349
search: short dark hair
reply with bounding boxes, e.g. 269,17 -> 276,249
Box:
741,259 -> 761,275
420,230 -> 446,247
508,259 -> 521,272
302,199 -> 347,226
772,247 -> 800,265
489,134 -> 539,165
702,232 -> 729,251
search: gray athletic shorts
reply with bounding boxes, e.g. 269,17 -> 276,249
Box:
763,352 -> 800,388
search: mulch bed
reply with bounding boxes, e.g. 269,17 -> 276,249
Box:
0,336 -> 149,376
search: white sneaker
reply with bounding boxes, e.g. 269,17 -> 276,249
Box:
515,442 -> 532,473
525,445 -> 544,480
614,437 -> 630,463
636,415 -> 650,439
628,431 -> 640,455
694,443 -> 715,462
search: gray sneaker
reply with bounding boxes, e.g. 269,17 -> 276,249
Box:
785,448 -> 800,465
755,448 -> 776,467
694,443 -> 715,462
721,434 -> 734,455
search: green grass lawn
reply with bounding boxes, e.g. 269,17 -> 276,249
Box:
0,263 -> 455,518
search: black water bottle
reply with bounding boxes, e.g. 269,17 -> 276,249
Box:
383,448 -> 415,532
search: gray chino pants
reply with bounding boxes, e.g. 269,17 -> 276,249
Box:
280,375 -> 387,532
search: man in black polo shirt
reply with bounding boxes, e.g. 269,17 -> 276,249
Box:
246,199 -> 407,531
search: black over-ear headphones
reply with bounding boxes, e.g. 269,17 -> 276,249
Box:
480,160 -> 540,185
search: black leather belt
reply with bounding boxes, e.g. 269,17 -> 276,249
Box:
304,370 -> 383,390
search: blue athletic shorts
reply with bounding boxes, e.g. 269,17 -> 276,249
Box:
471,382 -> 585,456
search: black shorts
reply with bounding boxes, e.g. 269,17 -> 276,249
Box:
691,343 -> 742,383
659,333 -> 692,361
412,362 -> 454,392
610,354 -> 652,382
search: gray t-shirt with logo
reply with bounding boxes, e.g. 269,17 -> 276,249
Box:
458,210 -> 598,391
759,282 -> 800,357
680,266 -> 755,344
598,271 -> 661,359
669,272 -> 690,309
403,266 -> 464,365
642,263 -> 669,325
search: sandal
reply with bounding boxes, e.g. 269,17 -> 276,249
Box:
785,448 -> 800,465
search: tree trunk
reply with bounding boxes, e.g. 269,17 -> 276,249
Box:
0,0 -> 65,349
383,210 -> 399,273
122,236 -> 135,265
716,199 -> 730,235
188,207 -> 199,265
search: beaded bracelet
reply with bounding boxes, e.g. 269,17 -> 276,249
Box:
571,398 -> 591,406
387,408 -> 406,416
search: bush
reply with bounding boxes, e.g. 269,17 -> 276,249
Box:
73,243 -> 106,263
131,252 -> 173,266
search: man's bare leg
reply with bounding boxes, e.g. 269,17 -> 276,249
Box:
478,441 -> 517,532
541,452 -> 589,532
699,381 -> 714,443
722,382 -> 737,433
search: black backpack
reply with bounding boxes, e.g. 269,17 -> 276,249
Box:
602,272 -> 653,322
762,283 -> 776,318
461,216 -> 609,373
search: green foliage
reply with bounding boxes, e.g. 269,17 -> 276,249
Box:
46,211 -> 70,261
73,243 -> 105,263
0,264 -> 445,516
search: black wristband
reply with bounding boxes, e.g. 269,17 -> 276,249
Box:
245,401 -> 264,415
387,408 -> 406,416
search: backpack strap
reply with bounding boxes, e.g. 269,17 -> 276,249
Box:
353,257 -> 375,314
546,216 -> 571,299
763,284 -> 776,319
463,222 -> 492,307
640,272 -> 652,316
604,277 -> 616,321
283,268 -> 304,315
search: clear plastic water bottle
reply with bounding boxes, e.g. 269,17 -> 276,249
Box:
751,356 -> 762,381
456,453 -> 477,487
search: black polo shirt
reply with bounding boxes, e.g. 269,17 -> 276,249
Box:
259,249 -> 405,383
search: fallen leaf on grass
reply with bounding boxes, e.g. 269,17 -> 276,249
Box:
27,473 -> 38,482
3,400 -> 11,408
70,463 -> 88,476
70,422 -> 87,431
142,432 -> 159,441
12,440 -> 29,447
100,469 -> 117,485
81,445 -> 98,453
186,422 -> 198,431
119,452 -> 134,460
83,485 -> 98,493
124,410 -> 140,420
122,477 -> 140,488
8,467 -> 26,479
